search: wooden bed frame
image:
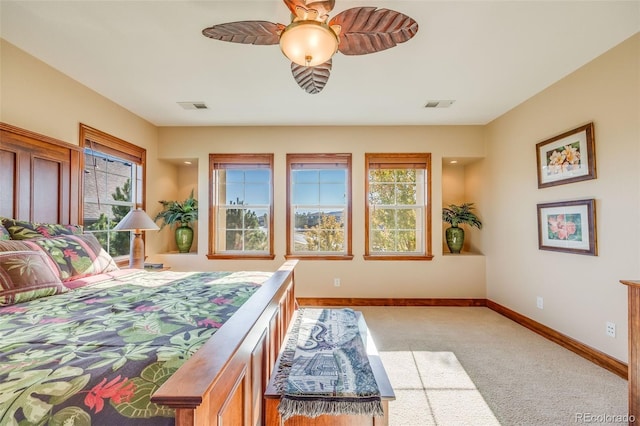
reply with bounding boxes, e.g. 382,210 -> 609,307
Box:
1,122 -> 299,426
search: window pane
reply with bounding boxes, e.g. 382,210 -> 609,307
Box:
320,183 -> 345,204
320,169 -> 344,183
246,169 -> 269,182
223,207 -> 243,229
226,169 -> 245,182
245,183 -> 270,205
244,229 -> 268,251
397,208 -> 418,229
371,229 -> 393,252
369,183 -> 395,205
225,230 -> 243,251
396,169 -> 416,183
250,208 -> 269,229
292,183 -> 319,205
287,155 -> 351,257
105,161 -> 133,202
292,169 -> 319,184
212,157 -> 273,255
83,148 -> 137,257
369,169 -> 394,183
294,209 -> 345,253
366,154 -> 429,257
371,208 -> 394,228
222,183 -> 245,204
397,230 -> 417,252
396,183 -> 417,205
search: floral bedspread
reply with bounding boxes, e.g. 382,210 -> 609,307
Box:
0,269 -> 271,425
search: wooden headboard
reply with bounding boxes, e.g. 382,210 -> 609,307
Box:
0,122 -> 82,224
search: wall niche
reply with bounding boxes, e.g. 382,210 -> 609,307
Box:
442,157 -> 484,255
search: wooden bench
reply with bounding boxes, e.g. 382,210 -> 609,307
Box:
264,310 -> 395,426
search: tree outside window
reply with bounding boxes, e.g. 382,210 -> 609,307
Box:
365,153 -> 432,260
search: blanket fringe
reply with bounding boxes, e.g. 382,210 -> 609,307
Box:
278,398 -> 385,420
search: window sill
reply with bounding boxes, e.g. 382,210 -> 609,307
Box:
207,254 -> 276,260
285,254 -> 354,261
363,255 -> 434,261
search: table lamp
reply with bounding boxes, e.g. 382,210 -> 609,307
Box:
113,208 -> 159,269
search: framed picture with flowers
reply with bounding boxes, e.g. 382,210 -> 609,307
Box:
537,199 -> 597,256
536,122 -> 596,188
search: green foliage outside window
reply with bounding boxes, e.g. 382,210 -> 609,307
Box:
225,199 -> 268,251
369,169 -> 421,253
86,178 -> 132,256
300,214 -> 344,252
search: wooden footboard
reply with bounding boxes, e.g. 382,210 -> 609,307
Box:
151,260 -> 298,426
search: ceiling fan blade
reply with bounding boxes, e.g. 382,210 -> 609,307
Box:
284,0 -> 335,19
202,21 -> 284,45
291,60 -> 332,94
330,7 -> 418,55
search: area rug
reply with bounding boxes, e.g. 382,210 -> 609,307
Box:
380,351 -> 500,426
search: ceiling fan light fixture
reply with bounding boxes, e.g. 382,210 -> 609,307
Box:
279,20 -> 338,67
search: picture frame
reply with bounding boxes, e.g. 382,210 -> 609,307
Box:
537,199 -> 597,256
536,122 -> 596,188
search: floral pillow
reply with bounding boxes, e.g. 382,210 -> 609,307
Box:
1,218 -> 83,240
28,234 -> 119,281
0,225 -> 9,241
0,250 -> 67,306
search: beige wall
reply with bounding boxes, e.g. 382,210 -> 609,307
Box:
484,33 -> 639,362
0,39 -> 175,216
152,126 -> 488,299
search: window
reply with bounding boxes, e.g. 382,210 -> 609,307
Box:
365,153 -> 432,260
209,154 -> 274,259
287,154 -> 352,259
80,124 -> 146,260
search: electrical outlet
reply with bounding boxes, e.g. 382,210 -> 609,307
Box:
536,296 -> 543,309
606,322 -> 616,338
333,278 -> 341,287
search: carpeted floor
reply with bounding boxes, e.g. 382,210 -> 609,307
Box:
381,350 -> 500,425
356,306 -> 628,426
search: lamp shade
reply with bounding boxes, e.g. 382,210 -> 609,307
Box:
279,20 -> 339,67
113,208 -> 159,232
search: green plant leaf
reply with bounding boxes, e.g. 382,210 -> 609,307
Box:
154,189 -> 198,229
442,203 -> 482,229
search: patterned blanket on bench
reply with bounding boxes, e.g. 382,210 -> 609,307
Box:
276,308 -> 384,420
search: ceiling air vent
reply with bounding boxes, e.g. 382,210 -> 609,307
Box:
177,102 -> 208,110
424,100 -> 455,108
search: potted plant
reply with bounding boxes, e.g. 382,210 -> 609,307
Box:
442,202 -> 482,254
154,189 -> 198,253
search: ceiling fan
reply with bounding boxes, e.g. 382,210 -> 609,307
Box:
202,0 -> 419,94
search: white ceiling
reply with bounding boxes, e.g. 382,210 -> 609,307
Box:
1,1 -> 638,127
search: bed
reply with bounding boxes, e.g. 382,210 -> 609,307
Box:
0,123 -> 298,426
